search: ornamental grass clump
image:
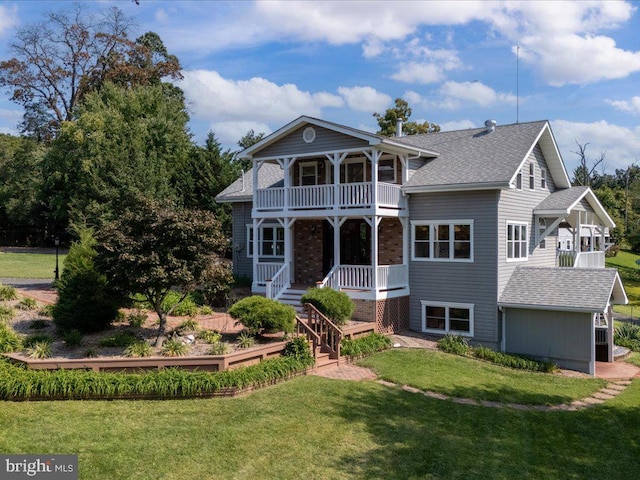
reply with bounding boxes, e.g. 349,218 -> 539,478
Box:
124,341 -> 153,358
228,296 -> 295,335
198,330 -> 222,344
162,339 -> 188,357
614,322 -> 640,352
0,283 -> 17,301
17,297 -> 38,310
236,331 -> 256,349
0,325 -> 22,353
27,341 -> 52,359
0,305 -> 15,324
301,287 -> 353,326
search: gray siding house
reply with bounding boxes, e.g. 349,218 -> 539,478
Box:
217,116 -> 627,375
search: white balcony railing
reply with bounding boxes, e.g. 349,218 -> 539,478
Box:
377,265 -> 408,289
557,250 -> 605,268
338,265 -> 374,289
320,264 -> 408,292
255,182 -> 405,211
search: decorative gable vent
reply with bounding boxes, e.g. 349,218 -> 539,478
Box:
303,127 -> 316,143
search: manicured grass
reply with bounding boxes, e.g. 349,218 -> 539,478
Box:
0,252 -> 66,279
606,250 -> 640,317
625,352 -> 640,368
358,349 -> 606,405
1,373 -> 639,479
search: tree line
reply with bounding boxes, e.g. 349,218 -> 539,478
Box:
0,5 -> 260,247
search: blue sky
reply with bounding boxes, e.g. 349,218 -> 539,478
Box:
0,0 -> 639,174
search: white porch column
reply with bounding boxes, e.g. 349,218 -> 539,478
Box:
590,314 -> 596,377
251,218 -> 264,289
364,149 -> 381,205
327,152 -> 347,210
365,216 -> 381,294
279,217 -> 295,288
576,211 -> 582,253
281,157 -> 292,212
400,217 -> 409,270
607,305 -> 615,362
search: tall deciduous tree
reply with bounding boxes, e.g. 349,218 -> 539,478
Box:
0,4 -> 181,139
373,98 -> 440,137
41,82 -> 192,231
95,198 -> 227,346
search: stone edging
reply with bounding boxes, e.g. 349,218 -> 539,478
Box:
377,379 -> 633,411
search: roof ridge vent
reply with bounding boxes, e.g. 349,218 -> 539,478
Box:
484,119 -> 497,133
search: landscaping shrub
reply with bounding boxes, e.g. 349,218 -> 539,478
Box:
228,296 -> 295,335
24,333 -> 53,348
62,329 -> 83,348
0,356 -> 312,400
39,305 -> 54,318
99,331 -> 137,348
0,283 -> 17,301
161,291 -> 200,317
198,330 -> 222,344
162,339 -> 188,357
341,333 -> 392,358
283,336 -> 314,363
26,341 -> 52,359
199,305 -> 214,315
209,342 -> 230,355
124,342 -> 153,358
236,331 -> 256,349
52,228 -> 120,333
0,305 -> 15,323
202,263 -> 233,307
438,335 -> 557,372
0,325 -> 22,353
615,322 -> 640,352
437,334 -> 472,356
127,310 -> 147,328
301,287 -> 354,326
17,297 -> 38,310
178,318 -> 200,332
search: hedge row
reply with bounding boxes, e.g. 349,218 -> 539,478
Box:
0,355 -> 315,401
437,334 -> 557,373
341,333 -> 392,358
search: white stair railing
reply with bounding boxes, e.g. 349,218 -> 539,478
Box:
265,263 -> 290,300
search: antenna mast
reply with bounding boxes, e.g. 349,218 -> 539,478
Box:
516,44 -> 519,123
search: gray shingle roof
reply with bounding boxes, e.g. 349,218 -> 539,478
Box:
215,163 -> 283,203
398,121 -> 548,189
498,266 -> 623,312
534,185 -> 590,212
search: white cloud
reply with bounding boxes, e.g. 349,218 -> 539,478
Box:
0,4 -> 17,35
552,119 -> 640,171
155,8 -> 170,24
607,97 -> 640,115
337,86 -> 391,112
392,62 -> 446,84
178,70 -> 343,124
437,81 -> 517,109
210,121 -> 272,147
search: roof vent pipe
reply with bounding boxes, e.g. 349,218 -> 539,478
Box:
485,119 -> 497,133
396,119 -> 403,137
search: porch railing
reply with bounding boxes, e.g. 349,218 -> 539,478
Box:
256,262 -> 283,286
265,263 -> 289,300
377,265 -> 407,289
255,182 -> 405,211
338,265 -> 374,290
295,317 -> 321,360
304,303 -> 342,359
557,250 -> 605,268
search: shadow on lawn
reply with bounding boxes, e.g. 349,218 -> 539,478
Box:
333,382 -> 640,479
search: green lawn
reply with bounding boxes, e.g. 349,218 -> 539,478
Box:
606,250 -> 640,318
358,348 -> 606,405
0,252 -> 66,279
2,349 -> 639,479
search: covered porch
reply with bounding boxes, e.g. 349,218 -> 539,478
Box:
252,216 -> 410,301
533,186 -> 615,269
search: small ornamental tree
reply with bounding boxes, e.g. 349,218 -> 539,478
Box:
228,296 -> 295,335
301,287 -> 354,326
52,228 -> 120,333
95,198 -> 227,346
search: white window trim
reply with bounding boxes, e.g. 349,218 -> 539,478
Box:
299,161 -> 318,186
506,221 -> 528,262
411,220 -> 474,263
342,157 -> 366,183
420,300 -> 474,337
246,224 -> 284,259
541,168 -> 547,190
378,157 -> 397,184
529,162 -> 535,191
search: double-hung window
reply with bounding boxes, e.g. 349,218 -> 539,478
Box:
411,221 -> 473,262
378,158 -> 396,183
299,162 -> 318,186
507,222 -> 528,261
421,301 -> 474,336
246,225 -> 284,258
541,168 -> 547,189
529,163 -> 535,190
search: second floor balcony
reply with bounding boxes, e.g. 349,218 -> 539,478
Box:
255,181 -> 406,212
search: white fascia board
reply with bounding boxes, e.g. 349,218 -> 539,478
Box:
534,209 -> 571,216
609,272 -> 629,305
215,195 -> 253,203
566,188 -> 616,228
379,139 -> 439,158
498,302 -> 603,314
403,182 -> 508,194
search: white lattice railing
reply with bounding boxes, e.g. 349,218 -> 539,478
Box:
337,265 -> 373,290
377,264 -> 408,289
256,262 -> 283,285
289,184 -> 334,209
265,263 -> 289,300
